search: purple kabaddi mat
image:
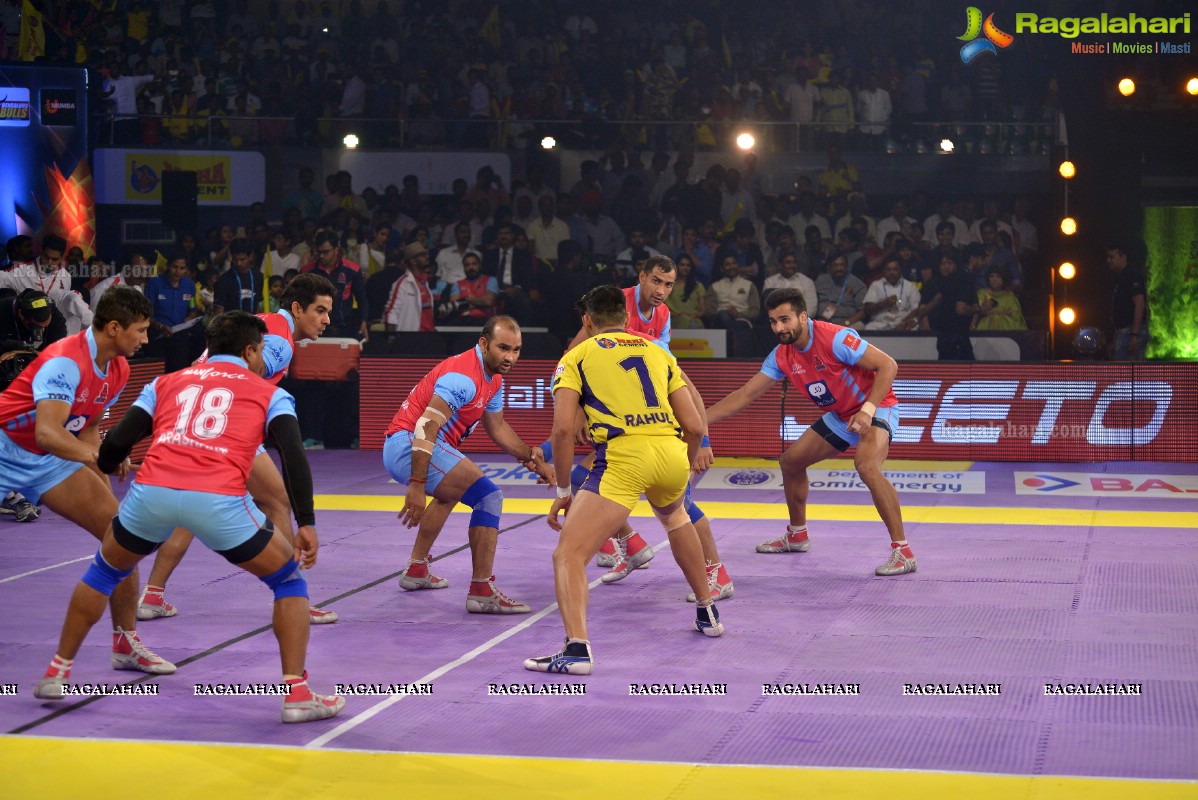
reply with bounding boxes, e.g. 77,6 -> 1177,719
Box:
0,452 -> 1196,780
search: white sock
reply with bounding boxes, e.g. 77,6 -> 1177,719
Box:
787,524 -> 807,535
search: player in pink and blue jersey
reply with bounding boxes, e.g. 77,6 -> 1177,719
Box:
706,288 -> 916,576
383,315 -> 552,614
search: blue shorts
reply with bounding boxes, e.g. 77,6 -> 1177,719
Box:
0,430 -> 85,504
813,405 -> 901,451
383,430 -> 465,495
117,483 -> 267,552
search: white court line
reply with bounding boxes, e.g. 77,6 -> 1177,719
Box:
0,555 -> 91,585
307,540 -> 675,749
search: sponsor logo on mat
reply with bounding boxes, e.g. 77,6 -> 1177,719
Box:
701,468 -> 986,495
488,683 -> 585,696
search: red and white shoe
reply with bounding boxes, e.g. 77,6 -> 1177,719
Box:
281,672 -> 345,723
599,533 -> 655,584
398,559 -> 449,591
33,656 -> 72,700
756,528 -> 812,554
466,577 -> 531,614
308,606 -> 339,624
596,537 -> 619,568
112,628 -> 176,674
686,563 -> 735,602
875,542 -> 917,576
137,587 -> 178,620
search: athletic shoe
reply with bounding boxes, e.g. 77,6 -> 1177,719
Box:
137,588 -> 178,620
33,659 -> 71,701
694,603 -> 724,637
875,543 -> 917,576
281,674 -> 345,723
111,628 -> 177,674
308,606 -> 339,624
756,529 -> 812,554
398,560 -> 449,591
1,493 -> 40,523
686,563 -> 735,602
523,640 -> 593,675
599,533 -> 654,584
595,537 -> 618,568
466,577 -> 531,614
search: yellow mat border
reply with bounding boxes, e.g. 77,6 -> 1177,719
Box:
1,737 -> 1194,800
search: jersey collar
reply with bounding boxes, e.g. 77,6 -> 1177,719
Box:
278,307 -> 296,335
207,354 -> 250,368
85,327 -> 108,379
795,318 -> 816,353
474,344 -> 492,379
633,285 -> 652,322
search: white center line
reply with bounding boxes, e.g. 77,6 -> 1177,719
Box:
306,538 -> 677,749
0,555 -> 91,584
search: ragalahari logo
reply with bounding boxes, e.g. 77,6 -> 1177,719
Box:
958,7 -> 1015,63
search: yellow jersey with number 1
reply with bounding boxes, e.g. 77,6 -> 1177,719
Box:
553,332 -> 686,444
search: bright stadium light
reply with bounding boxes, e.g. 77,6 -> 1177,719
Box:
1058,262 -> 1076,280
1186,77 -> 1198,96
343,133 -> 360,149
540,136 -> 557,150
1059,307 -> 1076,325
1118,78 -> 1136,96
735,131 -> 756,151
939,138 -> 955,153
1058,160 -> 1076,179
1060,217 -> 1077,236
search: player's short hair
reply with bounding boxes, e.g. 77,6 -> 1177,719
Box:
580,285 -> 628,328
481,314 -> 520,342
641,254 -> 676,276
229,238 -> 254,257
206,311 -> 267,357
764,287 -> 808,316
41,234 -> 67,254
280,273 -> 335,312
93,286 -> 152,329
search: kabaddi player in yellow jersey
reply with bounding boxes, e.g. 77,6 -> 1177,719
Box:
525,286 -> 724,675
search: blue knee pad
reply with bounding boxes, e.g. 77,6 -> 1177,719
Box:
81,549 -> 135,596
570,464 -> 589,494
261,559 -> 309,600
461,476 -> 503,529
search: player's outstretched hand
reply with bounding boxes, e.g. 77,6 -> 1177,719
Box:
547,495 -> 571,531
399,483 -> 427,528
294,525 -> 319,568
693,444 -> 714,475
522,448 -> 558,487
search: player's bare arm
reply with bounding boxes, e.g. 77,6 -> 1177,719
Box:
400,393 -> 452,528
846,343 -> 898,436
705,372 -> 777,425
547,385 -> 582,531
33,399 -> 100,466
482,410 -> 554,484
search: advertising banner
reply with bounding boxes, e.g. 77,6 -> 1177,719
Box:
93,149 -> 266,206
360,358 -> 1198,462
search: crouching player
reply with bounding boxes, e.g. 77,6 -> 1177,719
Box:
33,312 -> 345,723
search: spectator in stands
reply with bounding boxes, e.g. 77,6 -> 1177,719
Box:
263,229 -> 301,280
855,72 -> 892,150
708,253 -> 761,356
322,170 -> 369,217
665,254 -> 707,330
978,220 -> 1022,291
445,252 -> 498,324
358,222 -> 391,278
383,243 -> 435,332
436,222 -> 481,286
972,267 -> 1027,331
818,70 -> 854,147
796,224 -> 832,278
714,218 -> 766,287
862,256 -> 921,331
482,223 -> 539,326
579,190 -> 625,263
213,238 -> 264,314
814,253 -> 867,327
834,192 -> 876,244
526,195 -> 570,264
1107,241 -> 1149,360
924,252 -> 977,360
788,190 -> 832,245
876,199 -> 916,244
145,253 -> 199,331
283,167 -> 324,221
302,231 -> 366,339
763,252 -> 818,319
924,200 -> 969,249
676,225 -> 715,286
615,225 -> 662,286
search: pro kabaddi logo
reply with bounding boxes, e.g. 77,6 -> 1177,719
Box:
957,8 -> 1014,63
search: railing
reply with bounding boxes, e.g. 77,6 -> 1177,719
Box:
102,113 -> 1061,154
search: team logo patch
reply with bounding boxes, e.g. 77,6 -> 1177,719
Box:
596,338 -> 616,349
843,334 -> 862,351
805,380 -> 835,407
95,383 -> 110,405
813,356 -> 829,372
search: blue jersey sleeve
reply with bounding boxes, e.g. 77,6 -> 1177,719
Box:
264,387 -> 297,433
31,356 -> 81,404
659,312 -> 672,347
262,333 -> 293,380
131,379 -> 159,416
831,328 -> 868,366
432,371 -> 478,412
486,385 -> 504,412
760,347 -> 786,381
485,276 -> 499,294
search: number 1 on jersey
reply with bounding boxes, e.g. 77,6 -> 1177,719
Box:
618,355 -> 660,408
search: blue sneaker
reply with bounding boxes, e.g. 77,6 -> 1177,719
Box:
524,640 -> 593,675
695,603 -> 724,637
1,492 -> 39,523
